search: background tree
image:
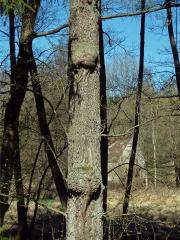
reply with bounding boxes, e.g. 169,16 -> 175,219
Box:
122,0 -> 146,217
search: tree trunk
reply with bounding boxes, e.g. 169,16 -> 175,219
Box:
122,0 -> 146,216
175,159 -> 180,187
0,2 -> 39,238
9,9 -> 29,239
67,0 -> 103,239
28,46 -> 68,209
166,0 -> 180,97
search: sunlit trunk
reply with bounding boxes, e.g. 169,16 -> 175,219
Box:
67,0 -> 104,239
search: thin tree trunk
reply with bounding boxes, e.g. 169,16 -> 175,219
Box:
151,106 -> 157,187
152,121 -> 157,186
67,0 -> 103,239
9,9 -> 29,239
99,3 -> 108,238
99,6 -> 108,214
166,0 -> 180,97
28,47 -> 68,209
122,0 -> 146,216
166,0 -> 180,186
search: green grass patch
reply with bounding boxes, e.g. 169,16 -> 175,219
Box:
40,198 -> 55,207
0,225 -> 10,234
0,224 -> 11,240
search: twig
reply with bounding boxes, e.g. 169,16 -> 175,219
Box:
37,201 -> 67,218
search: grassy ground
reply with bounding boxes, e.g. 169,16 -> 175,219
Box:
3,185 -> 180,225
107,184 -> 180,224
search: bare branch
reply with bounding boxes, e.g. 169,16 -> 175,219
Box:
0,90 -> 10,94
102,3 -> 180,20
32,23 -> 69,39
103,114 -> 179,137
0,30 -> 9,37
108,163 -> 165,184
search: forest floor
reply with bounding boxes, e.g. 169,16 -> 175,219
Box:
1,185 -> 180,239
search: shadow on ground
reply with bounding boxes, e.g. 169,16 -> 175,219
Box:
107,214 -> 180,240
1,213 -> 180,239
0,213 -> 66,240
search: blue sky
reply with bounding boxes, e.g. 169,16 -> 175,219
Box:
0,2 -> 179,90
102,6 -> 179,89
103,8 -> 177,63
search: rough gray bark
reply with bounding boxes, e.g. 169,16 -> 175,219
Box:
67,0 -> 104,239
